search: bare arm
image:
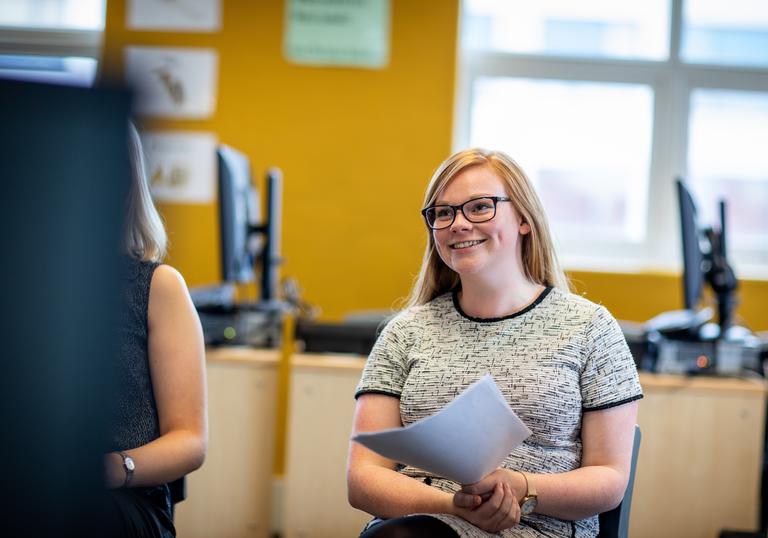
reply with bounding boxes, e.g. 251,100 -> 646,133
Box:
457,400 -> 639,521
347,394 -> 455,517
105,264 -> 208,488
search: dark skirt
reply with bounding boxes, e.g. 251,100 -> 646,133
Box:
102,485 -> 175,538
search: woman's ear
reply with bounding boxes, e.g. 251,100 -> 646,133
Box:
520,221 -> 531,235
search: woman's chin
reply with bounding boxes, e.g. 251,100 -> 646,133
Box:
449,259 -> 486,277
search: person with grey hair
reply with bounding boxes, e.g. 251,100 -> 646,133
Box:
348,148 -> 642,538
101,123 -> 207,537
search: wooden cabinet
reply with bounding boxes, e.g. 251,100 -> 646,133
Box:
281,362 -> 767,538
175,348 -> 279,538
282,354 -> 372,538
632,373 -> 767,538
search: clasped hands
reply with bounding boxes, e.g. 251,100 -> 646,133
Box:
452,469 -> 521,533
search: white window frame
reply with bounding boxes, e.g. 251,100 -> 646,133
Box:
454,0 -> 768,278
0,26 -> 102,58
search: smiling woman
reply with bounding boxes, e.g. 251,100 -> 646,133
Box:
347,148 -> 643,538
410,149 -> 568,309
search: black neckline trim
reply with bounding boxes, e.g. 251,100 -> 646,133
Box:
452,286 -> 553,323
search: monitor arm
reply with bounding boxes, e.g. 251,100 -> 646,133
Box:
703,227 -> 738,335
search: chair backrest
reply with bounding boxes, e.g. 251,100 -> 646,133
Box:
597,425 -> 642,538
169,476 -> 187,520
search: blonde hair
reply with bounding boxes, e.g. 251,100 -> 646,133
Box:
406,148 -> 569,307
124,122 -> 167,262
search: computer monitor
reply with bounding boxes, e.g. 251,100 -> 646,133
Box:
217,144 -> 282,303
676,178 -> 737,335
218,144 -> 261,284
676,179 -> 705,311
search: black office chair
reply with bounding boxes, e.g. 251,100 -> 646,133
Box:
169,476 -> 187,520
597,425 -> 642,538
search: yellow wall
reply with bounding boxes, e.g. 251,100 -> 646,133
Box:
103,0 -> 459,319
103,1 -> 768,331
570,270 -> 767,330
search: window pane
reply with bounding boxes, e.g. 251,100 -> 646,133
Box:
682,0 -> 768,67
0,0 -> 105,30
469,78 -> 653,242
0,54 -> 97,86
688,89 -> 768,250
462,0 -> 669,60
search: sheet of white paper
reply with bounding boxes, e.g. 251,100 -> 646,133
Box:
353,375 -> 531,484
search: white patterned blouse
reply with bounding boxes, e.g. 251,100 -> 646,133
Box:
355,287 -> 643,538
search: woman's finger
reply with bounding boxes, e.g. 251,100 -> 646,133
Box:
487,482 -> 515,531
473,481 -> 504,519
453,491 -> 481,508
499,483 -> 522,531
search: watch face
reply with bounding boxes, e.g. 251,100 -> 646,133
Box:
125,457 -> 135,471
520,497 -> 537,515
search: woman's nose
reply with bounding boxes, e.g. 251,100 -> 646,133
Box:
450,209 -> 473,232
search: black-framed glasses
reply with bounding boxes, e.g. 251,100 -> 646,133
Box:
421,196 -> 512,230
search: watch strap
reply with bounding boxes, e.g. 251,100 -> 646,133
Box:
519,470 -> 536,497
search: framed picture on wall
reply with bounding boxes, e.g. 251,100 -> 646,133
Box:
141,130 -> 218,204
124,46 -> 218,119
127,0 -> 221,32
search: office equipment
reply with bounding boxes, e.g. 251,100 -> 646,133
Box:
194,145 -> 285,346
218,144 -> 260,284
297,319 -> 386,355
677,179 -> 737,334
218,144 -> 282,300
643,180 -> 760,375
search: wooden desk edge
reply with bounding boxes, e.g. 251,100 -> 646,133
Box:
292,353 -> 366,371
205,346 -> 280,366
639,371 -> 768,395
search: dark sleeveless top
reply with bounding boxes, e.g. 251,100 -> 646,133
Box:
111,257 -> 174,533
113,258 -> 162,450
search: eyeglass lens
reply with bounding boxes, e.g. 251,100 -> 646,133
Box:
425,197 -> 497,229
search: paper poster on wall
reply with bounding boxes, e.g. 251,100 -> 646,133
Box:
141,131 -> 217,204
125,46 -> 218,119
284,0 -> 390,68
127,0 -> 221,32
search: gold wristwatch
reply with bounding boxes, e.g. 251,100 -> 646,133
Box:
517,471 -> 538,515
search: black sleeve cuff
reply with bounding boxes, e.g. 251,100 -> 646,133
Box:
354,389 -> 402,400
583,393 -> 644,412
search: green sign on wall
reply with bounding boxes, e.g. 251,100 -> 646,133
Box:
285,0 -> 390,69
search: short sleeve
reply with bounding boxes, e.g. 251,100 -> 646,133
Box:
581,306 -> 644,411
354,312 -> 416,399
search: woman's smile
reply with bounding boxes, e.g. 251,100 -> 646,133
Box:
450,239 -> 486,250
